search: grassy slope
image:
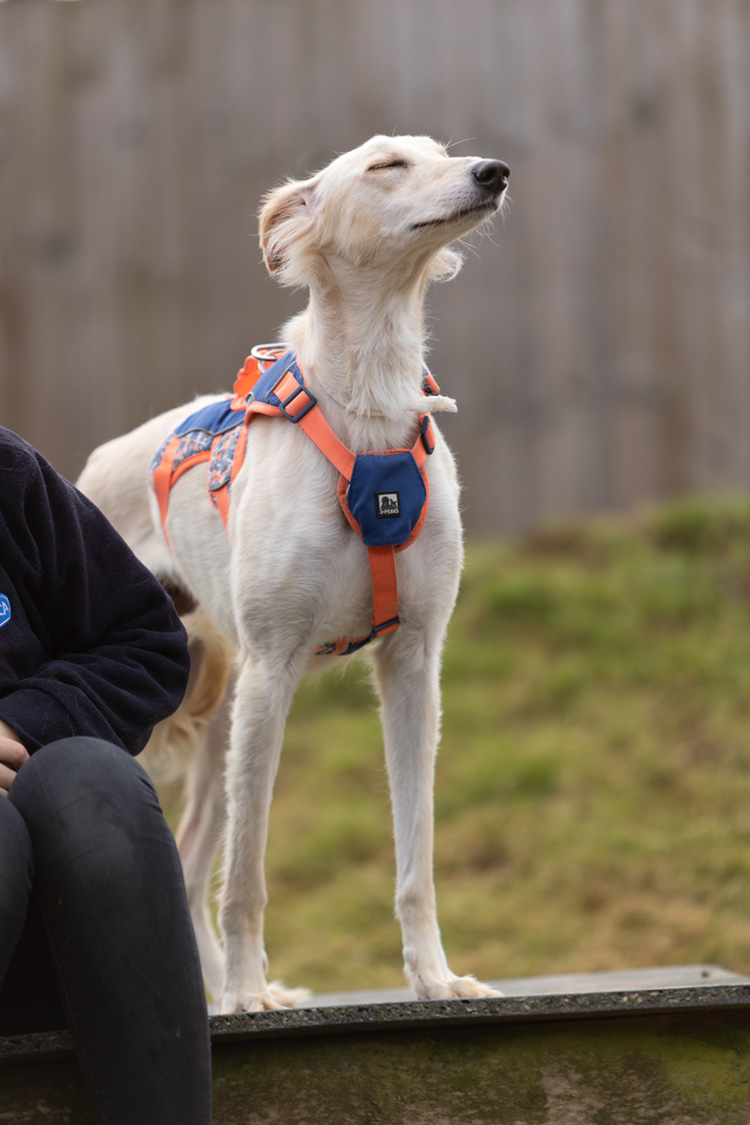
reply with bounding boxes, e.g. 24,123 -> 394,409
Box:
165,495 -> 750,993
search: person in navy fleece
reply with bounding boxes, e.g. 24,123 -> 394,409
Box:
0,428 -> 211,1124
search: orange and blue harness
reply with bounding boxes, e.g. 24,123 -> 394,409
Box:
149,346 -> 440,656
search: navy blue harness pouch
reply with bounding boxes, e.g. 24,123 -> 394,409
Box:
346,451 -> 427,547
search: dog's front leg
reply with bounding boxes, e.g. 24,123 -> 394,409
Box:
372,631 -> 501,1001
218,654 -> 309,1013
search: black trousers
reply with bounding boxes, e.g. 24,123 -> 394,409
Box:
0,738 -> 212,1124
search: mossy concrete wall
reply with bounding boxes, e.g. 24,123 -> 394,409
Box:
2,987 -> 749,1123
211,1013 -> 750,1125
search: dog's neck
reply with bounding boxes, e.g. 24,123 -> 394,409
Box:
283,261 -> 456,449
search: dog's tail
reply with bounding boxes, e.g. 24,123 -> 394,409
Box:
144,608 -> 235,782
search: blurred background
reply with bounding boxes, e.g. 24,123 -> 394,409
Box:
1,0 -> 748,536
2,0 -> 750,990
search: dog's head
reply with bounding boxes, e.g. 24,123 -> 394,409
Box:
259,135 -> 509,289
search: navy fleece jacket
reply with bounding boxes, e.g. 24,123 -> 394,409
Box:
0,427 -> 189,754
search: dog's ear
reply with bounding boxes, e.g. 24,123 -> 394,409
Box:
259,178 -> 317,278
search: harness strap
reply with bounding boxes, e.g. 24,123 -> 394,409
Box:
211,422 -> 248,528
151,437 -> 217,550
241,350 -> 435,655
152,347 -> 438,657
244,350 -> 434,468
247,365 -> 357,478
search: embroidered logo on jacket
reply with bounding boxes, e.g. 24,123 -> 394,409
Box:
0,595 -> 11,629
375,492 -> 401,519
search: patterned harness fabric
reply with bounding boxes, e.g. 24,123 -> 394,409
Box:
149,397 -> 244,514
207,424 -> 243,498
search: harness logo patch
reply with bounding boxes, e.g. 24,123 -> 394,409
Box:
0,595 -> 11,629
375,491 -> 401,519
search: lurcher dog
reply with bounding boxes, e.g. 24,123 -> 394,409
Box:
78,135 -> 509,1012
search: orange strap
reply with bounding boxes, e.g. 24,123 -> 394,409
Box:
151,437 -> 216,549
366,544 -> 400,633
312,547 -> 399,655
239,356 -> 436,654
157,349 -> 436,656
150,436 -> 180,540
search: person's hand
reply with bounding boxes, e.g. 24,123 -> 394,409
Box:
0,719 -> 28,797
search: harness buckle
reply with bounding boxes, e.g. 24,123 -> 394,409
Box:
267,368 -> 318,422
277,382 -> 317,422
315,616 -> 400,657
422,370 -> 441,396
420,415 -> 436,455
315,640 -> 340,656
371,616 -> 400,638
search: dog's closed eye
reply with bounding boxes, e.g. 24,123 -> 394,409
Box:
367,159 -> 408,172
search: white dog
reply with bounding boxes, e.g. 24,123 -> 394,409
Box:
77,135 -> 509,1013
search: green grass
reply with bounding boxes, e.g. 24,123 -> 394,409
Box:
160,494 -> 750,992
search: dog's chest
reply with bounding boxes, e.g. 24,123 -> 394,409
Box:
151,371 -> 459,658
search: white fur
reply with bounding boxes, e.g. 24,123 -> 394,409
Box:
77,135 -> 508,1012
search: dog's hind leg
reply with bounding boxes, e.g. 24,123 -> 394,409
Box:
175,708 -> 228,1007
372,629 -> 502,1001
218,652 -> 311,1013
146,610 -> 234,1003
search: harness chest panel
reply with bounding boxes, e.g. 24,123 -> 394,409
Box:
149,347 -> 440,656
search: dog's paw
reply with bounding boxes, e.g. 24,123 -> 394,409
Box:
414,973 -> 503,1001
220,980 -> 311,1014
220,988 -> 284,1013
442,974 -> 503,1000
267,980 -> 312,1008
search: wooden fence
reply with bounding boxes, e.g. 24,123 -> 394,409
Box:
1,0 -> 748,535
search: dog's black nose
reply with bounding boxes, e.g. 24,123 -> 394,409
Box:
472,160 -> 510,192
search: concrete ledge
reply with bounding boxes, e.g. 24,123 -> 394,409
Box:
212,986 -> 750,1045
2,966 -> 749,1123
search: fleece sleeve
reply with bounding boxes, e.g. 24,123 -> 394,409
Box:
0,439 -> 190,755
